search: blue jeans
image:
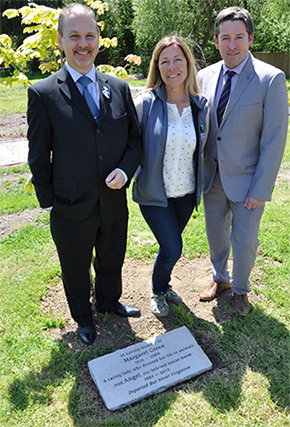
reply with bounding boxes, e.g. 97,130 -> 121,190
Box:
140,193 -> 195,294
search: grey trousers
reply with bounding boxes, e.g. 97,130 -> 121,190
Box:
203,172 -> 264,294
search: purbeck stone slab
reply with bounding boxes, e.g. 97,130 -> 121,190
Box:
88,326 -> 212,411
0,139 -> 28,166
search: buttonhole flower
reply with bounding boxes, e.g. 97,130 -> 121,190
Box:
102,86 -> 110,99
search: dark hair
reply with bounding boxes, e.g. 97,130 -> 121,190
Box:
58,3 -> 98,36
145,35 -> 200,96
214,6 -> 254,38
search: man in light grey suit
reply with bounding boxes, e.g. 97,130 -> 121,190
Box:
198,6 -> 288,316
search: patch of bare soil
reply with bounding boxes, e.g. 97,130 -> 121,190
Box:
0,208 -> 43,238
40,255 -> 266,418
0,88 -> 142,143
41,255 -> 266,347
0,113 -> 28,141
0,172 -> 43,238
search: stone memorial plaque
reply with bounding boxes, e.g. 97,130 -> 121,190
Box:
88,326 -> 212,411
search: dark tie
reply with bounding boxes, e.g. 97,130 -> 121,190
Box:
217,70 -> 235,126
78,76 -> 99,122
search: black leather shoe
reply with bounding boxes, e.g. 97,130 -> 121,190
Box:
79,325 -> 95,345
115,304 -> 140,318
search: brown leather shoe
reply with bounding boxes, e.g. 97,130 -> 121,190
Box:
200,280 -> 231,301
233,292 -> 251,316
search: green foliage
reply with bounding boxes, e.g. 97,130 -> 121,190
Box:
0,1 -> 139,87
0,0 -> 31,49
103,0 -> 135,59
23,175 -> 34,193
133,0 -> 290,75
97,63 -> 128,79
1,3 -> 61,86
286,78 -> 290,106
252,0 -> 290,54
132,0 -> 223,72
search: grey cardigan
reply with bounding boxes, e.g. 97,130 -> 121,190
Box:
133,87 -> 208,208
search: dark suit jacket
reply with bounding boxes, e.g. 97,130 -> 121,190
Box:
27,66 -> 141,223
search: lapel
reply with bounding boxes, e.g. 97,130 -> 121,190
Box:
206,61 -> 223,130
221,54 -> 255,127
58,66 -> 98,126
96,70 -> 111,127
209,62 -> 223,111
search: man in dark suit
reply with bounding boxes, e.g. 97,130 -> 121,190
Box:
27,3 -> 142,344
198,7 -> 288,316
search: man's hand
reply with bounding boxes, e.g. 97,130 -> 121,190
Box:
105,169 -> 125,190
244,196 -> 265,210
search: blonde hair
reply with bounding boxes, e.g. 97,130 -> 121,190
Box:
145,35 -> 200,96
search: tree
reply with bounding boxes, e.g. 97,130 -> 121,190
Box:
102,0 -> 135,59
0,0 -> 64,44
132,0 -> 222,73
0,0 -> 140,87
1,1 -> 28,45
251,0 -> 290,54
133,0 -> 290,75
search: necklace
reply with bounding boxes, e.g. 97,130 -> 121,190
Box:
176,95 -> 187,110
165,93 -> 188,110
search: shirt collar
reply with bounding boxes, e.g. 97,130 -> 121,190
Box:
66,63 -> 97,84
222,52 -> 249,76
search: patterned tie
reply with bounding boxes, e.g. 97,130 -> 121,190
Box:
78,76 -> 99,122
217,70 -> 235,126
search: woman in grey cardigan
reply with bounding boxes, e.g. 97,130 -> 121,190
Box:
133,35 -> 208,317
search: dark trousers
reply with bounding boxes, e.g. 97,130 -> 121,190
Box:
50,204 -> 128,327
140,193 -> 195,294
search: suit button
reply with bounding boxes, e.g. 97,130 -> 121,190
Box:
96,129 -> 101,134
99,155 -> 103,160
217,137 -> 221,141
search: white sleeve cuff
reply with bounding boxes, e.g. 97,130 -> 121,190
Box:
115,168 -> 128,185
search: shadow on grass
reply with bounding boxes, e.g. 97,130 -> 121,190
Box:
7,316 -> 178,427
9,340 -> 77,411
8,301 -> 290,426
190,301 -> 290,412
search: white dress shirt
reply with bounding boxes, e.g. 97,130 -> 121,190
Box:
66,63 -> 100,109
215,53 -> 250,108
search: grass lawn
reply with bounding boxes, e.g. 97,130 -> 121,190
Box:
0,75 -> 146,115
0,76 -> 288,114
0,78 -> 289,426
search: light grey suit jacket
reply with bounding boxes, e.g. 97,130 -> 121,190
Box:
198,53 -> 288,202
